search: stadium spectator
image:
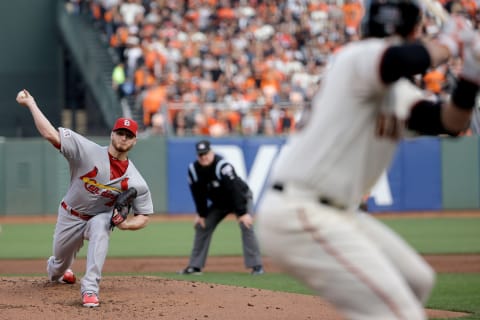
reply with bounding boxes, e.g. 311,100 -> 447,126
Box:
142,78 -> 167,126
80,0 -> 479,137
112,62 -> 127,97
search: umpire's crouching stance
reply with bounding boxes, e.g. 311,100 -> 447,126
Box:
178,140 -> 264,275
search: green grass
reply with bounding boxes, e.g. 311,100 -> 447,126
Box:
1,216 -> 479,319
0,220 -> 244,258
381,217 -> 480,254
1,217 -> 479,258
428,274 -> 480,319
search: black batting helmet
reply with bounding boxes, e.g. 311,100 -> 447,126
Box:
361,0 -> 422,38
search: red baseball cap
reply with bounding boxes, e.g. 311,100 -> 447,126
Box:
113,118 -> 138,136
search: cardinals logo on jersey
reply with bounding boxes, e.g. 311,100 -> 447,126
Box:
80,167 -> 129,206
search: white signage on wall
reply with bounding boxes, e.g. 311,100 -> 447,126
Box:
213,144 -> 395,207
213,145 -> 279,203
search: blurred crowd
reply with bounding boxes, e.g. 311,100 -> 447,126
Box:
67,0 -> 480,136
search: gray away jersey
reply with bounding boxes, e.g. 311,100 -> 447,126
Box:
59,128 -> 154,216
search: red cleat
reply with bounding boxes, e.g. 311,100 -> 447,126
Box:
82,292 -> 99,307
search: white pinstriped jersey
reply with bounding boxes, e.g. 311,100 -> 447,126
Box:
59,128 -> 153,215
270,38 -> 423,207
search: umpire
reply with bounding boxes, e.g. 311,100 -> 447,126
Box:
178,140 -> 264,275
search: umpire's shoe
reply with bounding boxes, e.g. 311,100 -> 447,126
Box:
177,266 -> 202,275
251,265 -> 265,275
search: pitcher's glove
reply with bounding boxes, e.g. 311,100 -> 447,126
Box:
110,187 -> 137,230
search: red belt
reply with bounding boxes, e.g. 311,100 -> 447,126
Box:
61,201 -> 93,221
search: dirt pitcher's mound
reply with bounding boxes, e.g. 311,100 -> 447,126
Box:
0,277 -> 469,320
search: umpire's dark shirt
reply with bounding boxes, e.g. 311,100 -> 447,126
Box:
188,154 -> 250,218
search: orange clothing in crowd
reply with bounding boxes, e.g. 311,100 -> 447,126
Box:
217,7 -> 236,20
199,0 -> 217,6
210,35 -> 228,56
134,68 -> 156,90
185,10 -> 199,22
309,1 -> 329,12
342,1 -> 364,32
260,68 -> 284,93
104,9 -> 113,23
227,110 -> 241,129
206,115 -> 229,135
423,69 -> 445,94
256,2 -> 279,21
243,87 -> 260,102
142,85 -> 167,126
240,77 -> 256,91
90,2 -> 102,20
110,26 -> 129,47
461,0 -> 477,18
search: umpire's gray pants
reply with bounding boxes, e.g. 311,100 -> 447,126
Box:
188,207 -> 263,270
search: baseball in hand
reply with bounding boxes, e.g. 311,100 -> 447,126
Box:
17,90 -> 27,99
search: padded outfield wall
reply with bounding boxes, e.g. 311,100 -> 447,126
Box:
0,0 -> 62,138
0,136 -> 477,215
168,136 -> 480,214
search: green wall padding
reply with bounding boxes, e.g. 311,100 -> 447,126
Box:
43,143 -> 70,214
4,139 -> 45,214
0,137 -> 167,215
0,0 -> 61,137
0,140 -> 5,215
441,136 -> 480,209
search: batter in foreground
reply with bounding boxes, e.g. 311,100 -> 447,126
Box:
258,1 -> 480,319
16,90 -> 154,308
